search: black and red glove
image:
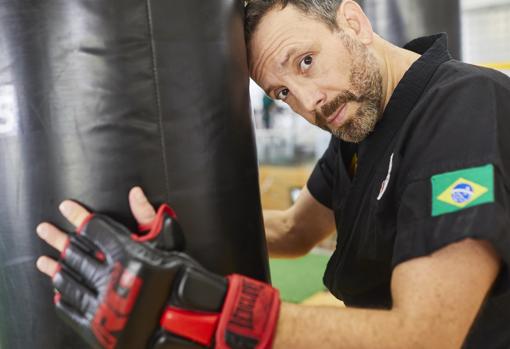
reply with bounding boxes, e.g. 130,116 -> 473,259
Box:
52,204 -> 280,349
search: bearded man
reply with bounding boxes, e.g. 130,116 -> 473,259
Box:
246,0 -> 510,348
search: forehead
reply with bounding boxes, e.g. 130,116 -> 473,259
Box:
248,5 -> 332,83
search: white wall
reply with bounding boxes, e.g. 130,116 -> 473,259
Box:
461,0 -> 510,75
462,0 -> 510,10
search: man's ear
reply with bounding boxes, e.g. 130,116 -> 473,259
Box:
336,0 -> 374,45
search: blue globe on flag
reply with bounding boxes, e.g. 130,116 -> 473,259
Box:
451,183 -> 474,204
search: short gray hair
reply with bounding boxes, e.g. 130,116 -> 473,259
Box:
245,0 -> 343,45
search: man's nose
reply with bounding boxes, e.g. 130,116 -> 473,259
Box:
294,85 -> 326,113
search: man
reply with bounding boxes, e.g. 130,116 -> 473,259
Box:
36,0 -> 509,348
245,0 -> 509,347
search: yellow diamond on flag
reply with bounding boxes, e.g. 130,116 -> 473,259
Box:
437,177 -> 489,208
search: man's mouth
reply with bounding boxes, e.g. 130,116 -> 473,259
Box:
326,103 -> 347,127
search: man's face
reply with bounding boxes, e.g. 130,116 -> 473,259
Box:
249,5 -> 383,143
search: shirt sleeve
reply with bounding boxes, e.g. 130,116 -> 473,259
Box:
307,135 -> 338,209
392,70 -> 510,269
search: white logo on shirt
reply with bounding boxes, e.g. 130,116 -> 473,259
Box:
377,153 -> 394,201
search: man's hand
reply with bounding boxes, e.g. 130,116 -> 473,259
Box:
36,187 -> 280,349
36,187 -> 156,278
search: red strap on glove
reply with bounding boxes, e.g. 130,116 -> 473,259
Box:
216,275 -> 280,349
133,204 -> 177,242
160,274 -> 280,349
160,307 -> 220,347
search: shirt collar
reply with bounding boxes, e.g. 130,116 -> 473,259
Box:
385,33 -> 453,121
354,33 -> 453,178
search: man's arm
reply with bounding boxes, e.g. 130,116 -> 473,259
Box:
273,238 -> 500,349
263,185 -> 336,258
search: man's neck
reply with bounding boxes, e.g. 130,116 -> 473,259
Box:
373,34 -> 421,112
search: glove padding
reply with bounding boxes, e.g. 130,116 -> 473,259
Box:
52,205 -> 280,349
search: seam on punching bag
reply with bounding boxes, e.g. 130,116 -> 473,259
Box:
146,0 -> 171,202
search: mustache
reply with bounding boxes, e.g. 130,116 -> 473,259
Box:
315,91 -> 363,122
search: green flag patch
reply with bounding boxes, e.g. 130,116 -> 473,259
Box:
431,164 -> 494,217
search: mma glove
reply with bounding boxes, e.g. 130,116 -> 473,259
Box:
52,204 -> 280,349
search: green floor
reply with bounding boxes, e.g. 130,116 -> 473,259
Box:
269,252 -> 330,303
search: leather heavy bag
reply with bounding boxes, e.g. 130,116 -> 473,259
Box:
358,0 -> 461,59
0,1 -> 269,348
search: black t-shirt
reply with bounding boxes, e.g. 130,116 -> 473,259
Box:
307,34 -> 510,348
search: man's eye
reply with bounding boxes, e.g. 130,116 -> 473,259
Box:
276,88 -> 289,101
300,55 -> 313,71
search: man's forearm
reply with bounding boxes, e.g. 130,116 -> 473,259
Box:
263,186 -> 336,257
272,238 -> 500,349
263,209 -> 308,258
273,302 -> 460,349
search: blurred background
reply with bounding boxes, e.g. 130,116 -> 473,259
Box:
253,0 -> 510,305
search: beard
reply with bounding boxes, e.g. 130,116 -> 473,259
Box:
315,31 -> 383,143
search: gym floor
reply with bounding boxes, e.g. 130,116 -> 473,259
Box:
270,252 -> 344,307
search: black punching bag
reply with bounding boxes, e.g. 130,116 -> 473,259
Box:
358,0 -> 462,59
0,1 -> 269,348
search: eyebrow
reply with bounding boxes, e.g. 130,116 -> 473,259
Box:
264,48 -> 298,97
278,48 -> 297,68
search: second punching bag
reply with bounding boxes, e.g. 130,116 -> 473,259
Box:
358,0 -> 461,59
0,1 -> 268,348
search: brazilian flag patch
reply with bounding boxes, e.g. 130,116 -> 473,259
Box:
431,164 -> 494,217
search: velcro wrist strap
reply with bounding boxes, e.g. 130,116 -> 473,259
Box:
160,306 -> 220,347
215,275 -> 280,349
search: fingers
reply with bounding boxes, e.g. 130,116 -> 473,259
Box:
36,255 -> 60,278
63,237 -> 105,284
35,201 -> 91,261
36,223 -> 104,281
129,186 -> 156,226
59,200 -> 91,229
36,223 -> 70,278
37,226 -> 106,296
53,267 -> 97,315
37,223 -> 70,253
